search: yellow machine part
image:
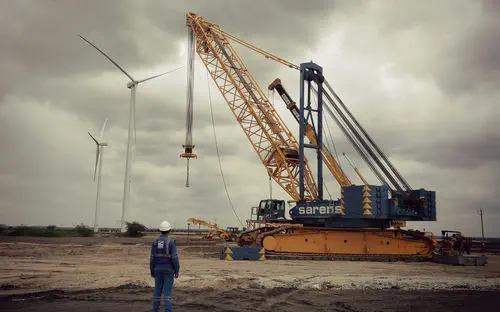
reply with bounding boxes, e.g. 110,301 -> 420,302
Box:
262,228 -> 436,257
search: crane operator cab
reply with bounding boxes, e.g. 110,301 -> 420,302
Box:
256,199 -> 286,222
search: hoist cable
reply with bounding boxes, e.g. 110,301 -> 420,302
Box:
324,113 -> 342,171
206,70 -> 244,227
324,182 -> 333,201
312,91 -> 342,170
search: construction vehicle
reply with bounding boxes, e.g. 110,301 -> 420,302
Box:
432,230 -> 487,265
244,200 -> 303,231
183,13 -> 437,260
187,218 -> 238,242
436,230 -> 472,256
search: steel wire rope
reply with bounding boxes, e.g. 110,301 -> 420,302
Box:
312,90 -> 342,170
266,88 -> 275,199
309,86 -> 334,201
312,85 -> 389,187
319,95 -> 343,202
324,80 -> 411,191
319,109 -> 336,201
206,70 -> 244,227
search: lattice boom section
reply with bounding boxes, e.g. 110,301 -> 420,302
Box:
188,16 -> 318,201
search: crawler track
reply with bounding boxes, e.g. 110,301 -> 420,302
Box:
239,226 -> 437,261
265,253 -> 431,262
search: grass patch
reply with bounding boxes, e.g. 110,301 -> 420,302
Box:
125,222 -> 147,237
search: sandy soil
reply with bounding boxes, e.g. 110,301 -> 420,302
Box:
1,235 -> 499,311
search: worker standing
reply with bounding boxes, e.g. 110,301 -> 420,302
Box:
150,221 -> 180,312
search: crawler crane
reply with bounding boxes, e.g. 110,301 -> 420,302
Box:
182,13 -> 437,260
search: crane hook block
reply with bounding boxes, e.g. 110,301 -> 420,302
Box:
180,144 -> 197,159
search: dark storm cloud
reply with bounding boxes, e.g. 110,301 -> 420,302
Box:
398,131 -> 500,169
340,107 -> 500,171
143,0 -> 340,60
0,0 -> 342,156
1,0 -> 339,97
344,0 -> 500,95
0,0 -> 339,144
317,0 -> 500,172
435,0 -> 500,93
0,1 -> 140,98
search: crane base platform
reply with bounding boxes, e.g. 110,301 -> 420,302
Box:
219,246 -> 265,261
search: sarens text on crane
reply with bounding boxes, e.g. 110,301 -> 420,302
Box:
297,204 -> 343,215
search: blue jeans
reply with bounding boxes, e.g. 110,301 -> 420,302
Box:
153,270 -> 174,312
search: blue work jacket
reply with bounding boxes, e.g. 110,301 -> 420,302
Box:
150,234 -> 180,275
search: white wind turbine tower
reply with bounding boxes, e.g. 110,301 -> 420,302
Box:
88,119 -> 109,233
79,35 -> 183,232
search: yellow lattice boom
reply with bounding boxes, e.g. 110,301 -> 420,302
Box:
187,12 -> 317,201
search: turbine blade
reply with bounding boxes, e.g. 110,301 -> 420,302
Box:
79,35 -> 136,83
88,132 -> 99,145
100,118 -> 109,140
136,65 -> 184,84
94,146 -> 99,181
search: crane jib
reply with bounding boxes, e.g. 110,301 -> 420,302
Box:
186,13 -> 318,201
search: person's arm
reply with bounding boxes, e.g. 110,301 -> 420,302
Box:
170,240 -> 180,276
149,241 -> 155,277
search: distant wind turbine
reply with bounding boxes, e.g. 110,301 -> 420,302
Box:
79,35 -> 184,232
88,118 -> 109,233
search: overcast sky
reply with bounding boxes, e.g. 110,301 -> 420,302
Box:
1,0 -> 498,237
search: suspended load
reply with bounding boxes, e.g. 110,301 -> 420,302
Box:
180,17 -> 197,187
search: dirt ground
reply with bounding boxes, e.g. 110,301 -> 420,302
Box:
2,287 -> 499,312
1,235 -> 499,311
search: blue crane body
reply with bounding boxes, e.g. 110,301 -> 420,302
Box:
260,62 -> 436,230
290,185 -> 436,228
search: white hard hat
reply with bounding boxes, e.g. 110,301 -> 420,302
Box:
159,221 -> 171,232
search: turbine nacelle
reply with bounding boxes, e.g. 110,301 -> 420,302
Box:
88,133 -> 108,147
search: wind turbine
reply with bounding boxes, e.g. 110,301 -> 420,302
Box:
79,35 -> 184,232
88,119 -> 109,233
